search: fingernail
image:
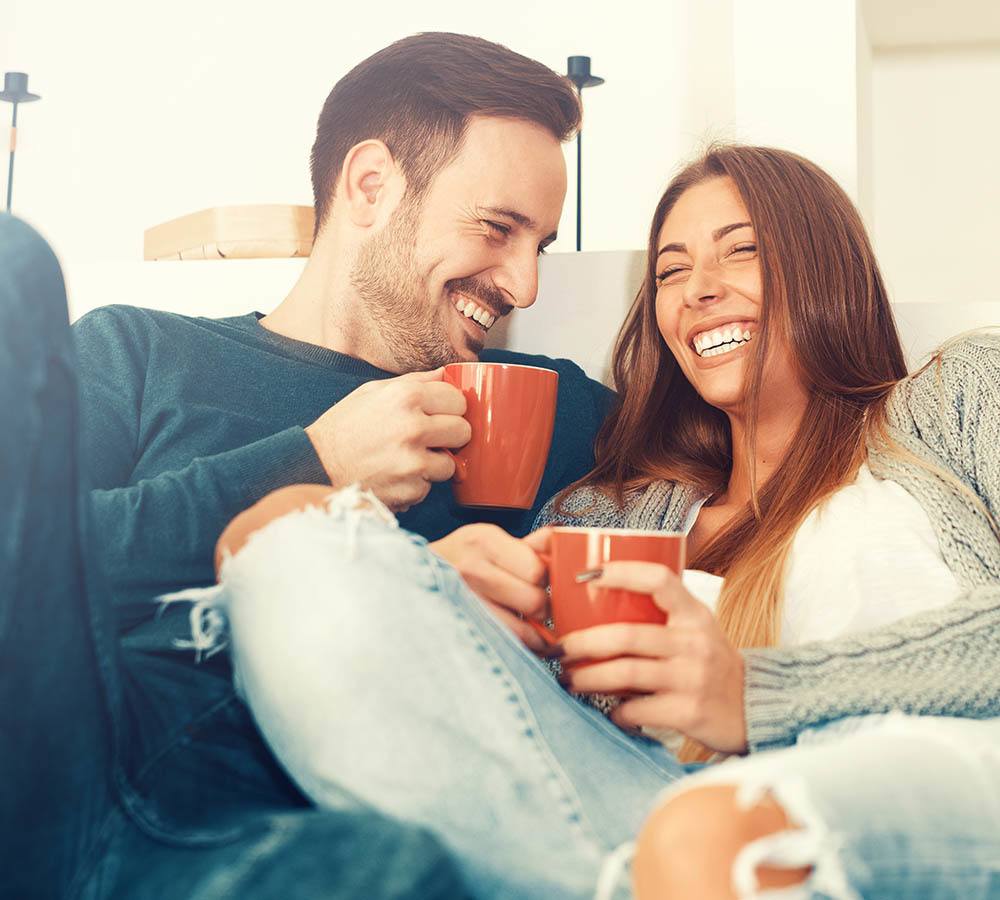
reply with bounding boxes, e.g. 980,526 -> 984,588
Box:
575,568 -> 603,584
540,642 -> 565,660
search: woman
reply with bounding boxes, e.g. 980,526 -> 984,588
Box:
206,145 -> 1000,899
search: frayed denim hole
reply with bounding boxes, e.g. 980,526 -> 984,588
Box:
728,777 -> 857,900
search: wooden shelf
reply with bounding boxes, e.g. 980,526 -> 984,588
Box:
144,204 -> 315,261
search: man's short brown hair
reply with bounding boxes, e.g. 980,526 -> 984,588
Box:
310,32 -> 581,236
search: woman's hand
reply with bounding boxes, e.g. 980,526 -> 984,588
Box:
558,562 -> 748,755
430,525 -> 552,651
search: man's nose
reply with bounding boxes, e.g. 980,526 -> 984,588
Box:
495,248 -> 540,310
682,261 -> 725,308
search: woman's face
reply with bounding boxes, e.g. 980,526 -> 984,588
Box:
654,176 -> 803,418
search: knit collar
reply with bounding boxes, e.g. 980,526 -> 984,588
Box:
237,312 -> 396,380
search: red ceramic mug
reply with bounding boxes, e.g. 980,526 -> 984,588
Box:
528,528 -> 686,647
442,362 -> 559,509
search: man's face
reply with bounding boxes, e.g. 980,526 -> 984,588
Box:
351,116 -> 567,371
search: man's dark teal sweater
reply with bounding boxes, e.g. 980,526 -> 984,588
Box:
73,306 -> 613,642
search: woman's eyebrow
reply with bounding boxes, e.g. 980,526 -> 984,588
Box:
656,241 -> 686,258
713,221 -> 752,240
657,221 -> 753,259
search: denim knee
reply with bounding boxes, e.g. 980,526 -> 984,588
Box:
163,484 -> 438,666
0,215 -> 69,349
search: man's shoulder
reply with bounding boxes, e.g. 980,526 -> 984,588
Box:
73,304 -> 261,356
74,304 -> 257,337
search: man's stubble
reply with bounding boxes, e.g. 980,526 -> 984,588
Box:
349,198 -> 460,372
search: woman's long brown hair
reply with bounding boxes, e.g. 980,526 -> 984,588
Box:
569,145 -> 910,760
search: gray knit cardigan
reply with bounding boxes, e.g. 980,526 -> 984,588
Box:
536,333 -> 1000,752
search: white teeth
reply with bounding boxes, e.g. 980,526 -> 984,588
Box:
453,294 -> 496,330
692,324 -> 754,358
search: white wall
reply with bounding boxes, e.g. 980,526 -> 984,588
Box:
730,0 -> 870,217
6,0 -> 996,329
3,0 -> 721,320
871,44 -> 1000,304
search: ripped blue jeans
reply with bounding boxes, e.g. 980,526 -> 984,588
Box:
659,712 -> 1000,899
170,488 -> 686,899
180,488 -> 1000,899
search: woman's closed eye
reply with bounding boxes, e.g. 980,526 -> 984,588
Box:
655,265 -> 687,286
656,243 -> 757,286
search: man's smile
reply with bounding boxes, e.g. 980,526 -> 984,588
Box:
451,290 -> 499,331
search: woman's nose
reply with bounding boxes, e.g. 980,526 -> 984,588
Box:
682,262 -> 725,308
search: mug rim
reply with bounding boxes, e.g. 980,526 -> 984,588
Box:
551,526 -> 686,538
443,361 -> 558,375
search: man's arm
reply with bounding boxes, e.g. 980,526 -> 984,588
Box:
92,431 -> 330,618
74,308 -> 333,618
75,307 -> 472,617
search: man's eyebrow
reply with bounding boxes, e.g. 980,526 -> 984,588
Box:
482,206 -> 557,246
656,221 -> 753,258
481,206 -> 536,229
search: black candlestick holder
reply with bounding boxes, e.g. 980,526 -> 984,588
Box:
566,56 -> 604,252
1,72 -> 42,213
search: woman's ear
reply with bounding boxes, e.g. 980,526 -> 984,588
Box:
339,140 -> 401,227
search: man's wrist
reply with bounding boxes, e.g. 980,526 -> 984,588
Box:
304,424 -> 344,487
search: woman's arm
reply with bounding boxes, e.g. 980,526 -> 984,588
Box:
743,585 -> 1000,750
744,333 -> 1000,751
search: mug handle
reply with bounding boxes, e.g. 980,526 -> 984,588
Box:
440,448 -> 467,484
525,617 -> 558,646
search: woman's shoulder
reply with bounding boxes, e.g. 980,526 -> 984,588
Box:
889,330 -> 1000,427
533,485 -> 630,529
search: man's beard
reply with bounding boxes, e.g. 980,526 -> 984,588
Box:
349,200 -> 459,372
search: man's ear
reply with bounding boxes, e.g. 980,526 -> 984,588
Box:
340,140 -> 402,227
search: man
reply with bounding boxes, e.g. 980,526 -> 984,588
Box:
2,33 -> 610,898
75,32 -> 609,641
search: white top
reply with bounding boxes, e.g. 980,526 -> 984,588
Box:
681,464 -> 962,646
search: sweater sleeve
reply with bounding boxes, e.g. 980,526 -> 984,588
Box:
743,333 -> 1000,751
75,308 -> 329,620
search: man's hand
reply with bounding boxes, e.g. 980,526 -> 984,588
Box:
305,369 -> 471,512
557,562 -> 748,755
430,525 -> 552,651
